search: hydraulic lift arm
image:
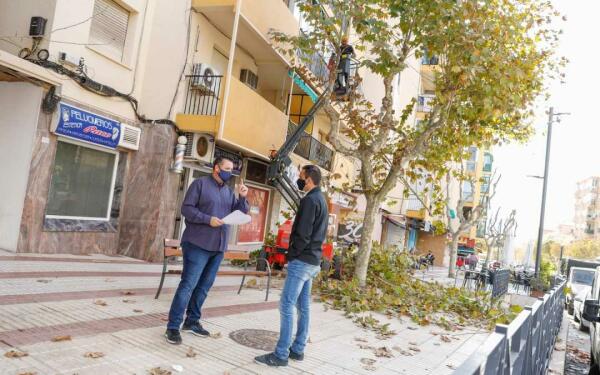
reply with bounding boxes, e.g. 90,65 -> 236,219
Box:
267,90 -> 330,212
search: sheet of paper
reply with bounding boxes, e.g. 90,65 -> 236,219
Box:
222,210 -> 252,225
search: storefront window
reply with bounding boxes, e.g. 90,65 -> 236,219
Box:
46,141 -> 117,220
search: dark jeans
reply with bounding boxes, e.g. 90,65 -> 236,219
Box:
167,242 -> 224,330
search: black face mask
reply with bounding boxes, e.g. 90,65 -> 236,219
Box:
296,178 -> 306,191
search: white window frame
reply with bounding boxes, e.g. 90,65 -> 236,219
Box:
87,0 -> 136,65
45,138 -> 119,222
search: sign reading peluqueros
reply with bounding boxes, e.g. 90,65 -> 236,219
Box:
55,102 -> 121,149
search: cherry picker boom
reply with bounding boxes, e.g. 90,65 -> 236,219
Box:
266,89 -> 329,212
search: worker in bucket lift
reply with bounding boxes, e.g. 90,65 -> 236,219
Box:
337,35 -> 355,94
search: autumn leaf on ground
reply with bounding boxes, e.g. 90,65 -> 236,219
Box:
374,347 -> 394,358
210,332 -> 222,339
18,372 -> 36,375
186,347 -> 197,358
447,364 -> 457,370
360,358 -> 376,365
84,352 -> 105,359
406,326 -> 418,330
121,291 -> 136,296
408,342 -> 418,346
52,335 -> 72,342
4,350 -> 28,358
358,344 -> 374,350
94,300 -> 108,307
440,335 -> 452,343
409,346 -> 421,353
360,358 -> 377,371
122,299 -> 136,304
392,346 -> 414,356
133,309 -> 144,313
355,337 -> 368,343
149,367 -> 172,375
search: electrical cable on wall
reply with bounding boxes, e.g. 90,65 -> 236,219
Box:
33,58 -> 176,126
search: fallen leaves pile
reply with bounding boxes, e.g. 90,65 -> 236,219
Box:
315,246 -> 513,334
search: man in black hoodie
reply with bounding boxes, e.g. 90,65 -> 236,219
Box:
255,165 -> 328,367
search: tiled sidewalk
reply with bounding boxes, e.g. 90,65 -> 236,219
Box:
0,253 -> 489,374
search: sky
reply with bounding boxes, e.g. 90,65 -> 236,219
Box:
492,0 -> 600,247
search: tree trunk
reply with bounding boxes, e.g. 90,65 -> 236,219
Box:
354,196 -> 379,287
484,243 -> 493,268
447,235 -> 460,278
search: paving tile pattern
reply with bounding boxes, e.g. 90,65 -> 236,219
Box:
0,254 -> 490,374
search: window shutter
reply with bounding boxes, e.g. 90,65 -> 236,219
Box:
89,0 -> 129,61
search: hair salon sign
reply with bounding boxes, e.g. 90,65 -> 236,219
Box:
54,102 -> 121,149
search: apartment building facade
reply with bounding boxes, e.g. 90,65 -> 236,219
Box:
0,0 -> 364,260
574,176 -> 600,240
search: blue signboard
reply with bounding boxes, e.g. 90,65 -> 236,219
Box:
55,102 -> 121,149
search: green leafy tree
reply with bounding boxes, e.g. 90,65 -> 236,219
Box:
273,0 -> 562,286
566,239 -> 600,260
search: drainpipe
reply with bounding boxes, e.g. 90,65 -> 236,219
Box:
217,0 -> 242,140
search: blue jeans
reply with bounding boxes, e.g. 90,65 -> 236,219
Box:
274,259 -> 321,360
167,242 -> 224,330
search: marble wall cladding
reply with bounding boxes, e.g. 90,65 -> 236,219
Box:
17,103 -> 122,255
18,95 -> 181,259
117,123 -> 180,262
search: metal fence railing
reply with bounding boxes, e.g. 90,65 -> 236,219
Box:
453,280 -> 565,375
184,74 -> 223,116
287,122 -> 334,171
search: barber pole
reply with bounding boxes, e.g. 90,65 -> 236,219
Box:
171,135 -> 187,174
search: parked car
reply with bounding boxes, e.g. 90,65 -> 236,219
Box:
574,288 -> 591,331
580,266 -> 600,374
567,267 -> 595,315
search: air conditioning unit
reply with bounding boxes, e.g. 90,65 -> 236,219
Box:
240,69 -> 258,90
118,123 -> 142,150
183,132 -> 215,164
191,63 -> 219,93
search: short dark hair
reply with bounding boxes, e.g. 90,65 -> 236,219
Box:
213,156 -> 233,169
302,164 -> 321,186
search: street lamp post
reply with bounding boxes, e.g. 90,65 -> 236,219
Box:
534,107 -> 570,278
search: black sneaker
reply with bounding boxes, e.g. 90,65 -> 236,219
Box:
289,350 -> 304,361
165,329 -> 182,345
254,353 -> 288,367
182,321 -> 210,337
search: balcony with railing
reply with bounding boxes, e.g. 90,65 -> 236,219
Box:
287,122 -> 334,171
405,196 -> 427,220
176,73 -> 288,158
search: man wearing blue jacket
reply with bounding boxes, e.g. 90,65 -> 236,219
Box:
255,164 -> 328,367
165,156 -> 249,345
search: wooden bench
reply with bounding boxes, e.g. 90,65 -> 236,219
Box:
155,239 -> 272,301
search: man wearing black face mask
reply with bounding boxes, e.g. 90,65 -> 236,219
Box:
255,165 -> 328,367
165,157 -> 249,345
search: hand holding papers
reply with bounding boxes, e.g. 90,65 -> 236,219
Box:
222,210 -> 251,225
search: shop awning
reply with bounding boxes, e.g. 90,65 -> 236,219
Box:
289,71 -> 318,102
383,213 -> 406,228
458,246 -> 475,255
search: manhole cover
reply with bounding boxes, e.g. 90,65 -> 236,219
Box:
229,329 -> 279,351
